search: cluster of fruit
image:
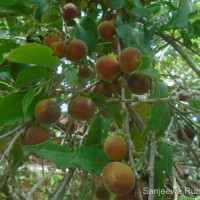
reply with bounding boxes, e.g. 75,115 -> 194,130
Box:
94,135 -> 148,200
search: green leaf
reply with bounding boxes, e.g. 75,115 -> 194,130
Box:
116,20 -> 151,54
138,68 -> 160,79
22,88 -> 37,117
154,141 -> 173,199
11,139 -> 24,173
72,144 -> 109,175
180,195 -> 195,200
189,98 -> 200,110
84,116 -> 103,146
143,82 -> 171,137
0,92 -> 25,126
29,0 -> 49,22
24,141 -> 109,174
15,66 -> 52,88
168,0 -> 190,29
7,43 -> 59,68
0,42 -> 19,64
24,141 -> 76,170
74,16 -> 98,52
65,68 -> 79,87
110,0 -> 125,9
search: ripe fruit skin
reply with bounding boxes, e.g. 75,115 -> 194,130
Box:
21,126 -> 50,146
95,56 -> 119,82
49,42 -> 67,59
66,39 -> 87,62
118,47 -> 142,73
62,3 -> 78,22
34,99 -> 61,124
68,96 -> 95,121
176,127 -> 196,141
78,67 -> 93,80
43,34 -> 61,47
104,135 -> 128,161
128,73 -> 150,95
117,179 -> 148,200
93,81 -> 117,97
102,162 -> 135,196
95,184 -> 111,200
98,21 -> 116,41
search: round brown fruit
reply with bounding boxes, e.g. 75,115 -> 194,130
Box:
93,81 -> 117,97
95,184 -> 111,200
66,39 -> 87,62
102,162 -> 135,196
78,67 -> 93,80
43,34 -> 62,47
176,127 -> 196,141
62,3 -> 78,22
117,179 -> 148,200
104,135 -> 128,161
49,42 -> 67,59
68,96 -> 95,121
128,73 -> 150,95
95,55 -> 119,82
98,21 -> 116,41
21,126 -> 50,146
118,47 -> 142,73
34,99 -> 61,124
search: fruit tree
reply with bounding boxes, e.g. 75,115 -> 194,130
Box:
0,0 -> 200,200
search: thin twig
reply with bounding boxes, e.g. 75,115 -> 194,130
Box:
0,128 -> 25,164
160,33 -> 200,77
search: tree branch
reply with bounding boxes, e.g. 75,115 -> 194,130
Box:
50,168 -> 75,200
160,33 -> 200,77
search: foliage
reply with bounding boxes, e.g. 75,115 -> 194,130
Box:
0,0 -> 200,199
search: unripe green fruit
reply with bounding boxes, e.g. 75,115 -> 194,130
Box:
95,55 -> 119,82
66,39 -> 87,62
118,47 -> 142,73
98,21 -> 116,41
102,162 -> 135,196
68,96 -> 95,121
104,135 -> 128,161
128,73 -> 150,95
62,3 -> 78,22
21,126 -> 50,146
34,99 -> 61,124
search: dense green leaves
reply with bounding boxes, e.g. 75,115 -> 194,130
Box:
15,66 -> 52,88
116,20 -> 151,54
143,81 -> 171,137
0,92 -> 25,126
7,44 -> 60,68
64,68 -> 79,87
154,141 -> 173,200
24,141 -> 109,174
74,16 -> 98,52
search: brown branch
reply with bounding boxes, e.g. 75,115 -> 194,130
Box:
50,168 -> 75,200
160,33 -> 200,77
